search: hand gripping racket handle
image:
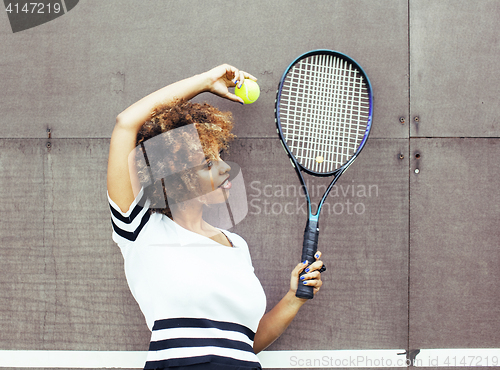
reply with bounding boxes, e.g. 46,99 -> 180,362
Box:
296,219 -> 319,299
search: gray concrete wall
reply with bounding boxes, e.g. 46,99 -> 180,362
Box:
0,0 -> 498,369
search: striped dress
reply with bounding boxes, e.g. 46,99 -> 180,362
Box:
108,188 -> 267,369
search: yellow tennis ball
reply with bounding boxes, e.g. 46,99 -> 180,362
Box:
235,79 -> 260,104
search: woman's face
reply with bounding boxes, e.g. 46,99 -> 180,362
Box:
195,150 -> 232,204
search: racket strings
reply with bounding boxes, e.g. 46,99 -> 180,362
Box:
279,54 -> 370,173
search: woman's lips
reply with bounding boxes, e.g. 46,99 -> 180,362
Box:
219,178 -> 232,190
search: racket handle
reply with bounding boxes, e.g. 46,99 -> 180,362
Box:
296,219 -> 319,300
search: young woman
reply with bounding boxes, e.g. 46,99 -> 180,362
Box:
107,64 -> 324,370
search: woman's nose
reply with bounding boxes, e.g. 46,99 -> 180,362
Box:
218,159 -> 231,174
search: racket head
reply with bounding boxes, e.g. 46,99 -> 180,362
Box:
275,49 -> 373,177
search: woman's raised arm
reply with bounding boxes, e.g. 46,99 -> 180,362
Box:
107,65 -> 256,212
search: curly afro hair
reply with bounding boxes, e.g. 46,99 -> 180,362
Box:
134,100 -> 236,219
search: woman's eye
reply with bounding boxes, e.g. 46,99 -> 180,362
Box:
206,160 -> 213,168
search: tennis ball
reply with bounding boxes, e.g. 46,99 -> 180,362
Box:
235,79 -> 260,104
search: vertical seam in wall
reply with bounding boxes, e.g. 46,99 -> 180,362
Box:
407,0 -> 412,359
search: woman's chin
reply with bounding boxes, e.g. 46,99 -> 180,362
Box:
205,188 -> 230,204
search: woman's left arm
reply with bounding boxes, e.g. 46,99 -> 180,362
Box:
253,252 -> 324,354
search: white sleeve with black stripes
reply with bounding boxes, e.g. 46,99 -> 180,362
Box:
108,188 -> 152,245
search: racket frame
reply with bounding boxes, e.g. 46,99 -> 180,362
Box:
275,49 -> 374,298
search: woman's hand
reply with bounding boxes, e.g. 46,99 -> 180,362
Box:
290,251 -> 324,298
253,251 -> 325,353
203,64 -> 257,104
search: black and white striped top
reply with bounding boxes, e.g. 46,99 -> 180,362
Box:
108,188 -> 267,369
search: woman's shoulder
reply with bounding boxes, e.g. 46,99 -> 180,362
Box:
219,229 -> 248,249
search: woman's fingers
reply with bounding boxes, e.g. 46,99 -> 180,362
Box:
292,260 -> 307,278
299,251 -> 324,294
306,260 -> 324,273
301,269 -> 323,293
301,251 -> 323,274
222,91 -> 245,104
234,71 -> 258,88
289,260 -> 308,294
233,70 -> 245,88
300,270 -> 321,281
205,64 -> 258,104
289,251 -> 325,296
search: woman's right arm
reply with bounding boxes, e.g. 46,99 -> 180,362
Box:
107,65 -> 256,212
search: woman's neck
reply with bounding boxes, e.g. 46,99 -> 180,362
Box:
171,201 -> 217,237
171,201 -> 232,247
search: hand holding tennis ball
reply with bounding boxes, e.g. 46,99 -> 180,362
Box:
235,79 -> 260,104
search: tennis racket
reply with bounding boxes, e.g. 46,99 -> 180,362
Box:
275,50 -> 373,299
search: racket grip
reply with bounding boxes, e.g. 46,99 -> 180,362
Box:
296,219 -> 319,300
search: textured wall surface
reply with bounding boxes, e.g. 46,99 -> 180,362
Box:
0,0 -> 498,369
